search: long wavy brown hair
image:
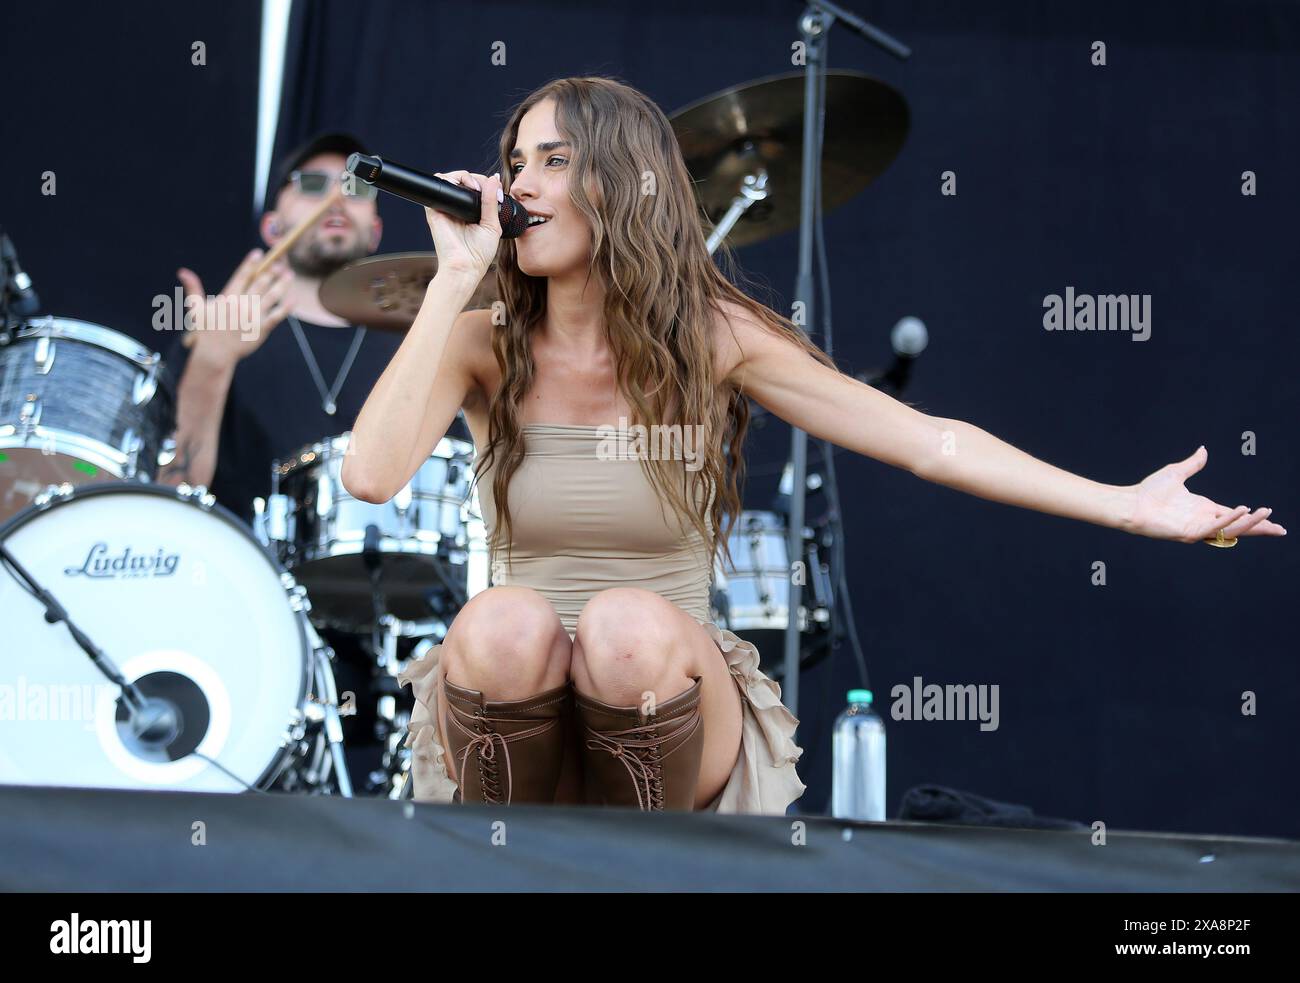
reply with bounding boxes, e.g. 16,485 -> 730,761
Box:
476,76 -> 838,574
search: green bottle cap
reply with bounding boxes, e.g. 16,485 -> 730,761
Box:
847,689 -> 873,705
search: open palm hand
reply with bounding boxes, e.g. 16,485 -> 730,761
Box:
1128,446 -> 1286,543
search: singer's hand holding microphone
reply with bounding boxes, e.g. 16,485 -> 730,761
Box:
345,152 -> 532,290
426,170 -> 503,284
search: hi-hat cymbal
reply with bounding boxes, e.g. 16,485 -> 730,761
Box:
670,71 -> 908,248
318,252 -> 498,332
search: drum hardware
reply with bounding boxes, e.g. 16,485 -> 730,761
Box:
711,509 -> 837,680
253,493 -> 287,545
18,393 -> 39,425
0,227 -> 41,327
367,613 -> 428,798
358,525 -> 411,795
261,429 -> 490,795
157,435 -> 177,469
364,521 -> 389,631
705,168 -> 770,256
132,369 -> 160,406
0,481 -> 350,795
392,757 -> 415,800
284,576 -> 312,612
33,335 -> 53,372
182,481 -> 215,508
371,628 -> 456,800
31,479 -> 77,508
280,580 -> 352,795
297,630 -> 354,797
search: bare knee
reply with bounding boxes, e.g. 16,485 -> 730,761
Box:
572,589 -> 692,706
442,586 -> 570,697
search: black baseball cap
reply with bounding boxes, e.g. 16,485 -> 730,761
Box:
269,131 -> 369,200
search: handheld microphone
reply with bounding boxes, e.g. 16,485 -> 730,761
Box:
346,153 -> 530,238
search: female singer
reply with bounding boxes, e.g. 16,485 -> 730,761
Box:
342,77 -> 1284,813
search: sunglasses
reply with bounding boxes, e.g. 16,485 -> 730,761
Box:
288,168 -> 378,200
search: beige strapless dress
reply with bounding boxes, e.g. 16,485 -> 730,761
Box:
397,423 -> 806,815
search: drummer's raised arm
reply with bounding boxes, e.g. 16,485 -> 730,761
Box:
158,251 -> 293,487
158,335 -> 233,488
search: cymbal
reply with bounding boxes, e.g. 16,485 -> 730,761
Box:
318,252 -> 498,332
669,71 -> 908,248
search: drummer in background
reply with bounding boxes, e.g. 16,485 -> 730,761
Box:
159,133 -> 416,791
159,132 -> 406,523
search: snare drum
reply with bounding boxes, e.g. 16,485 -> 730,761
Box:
0,482 -> 340,793
0,317 -> 175,521
263,432 -> 485,635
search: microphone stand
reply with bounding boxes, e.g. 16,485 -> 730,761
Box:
0,538 -> 162,730
0,228 -> 40,329
1,228 -> 18,336
782,2 -> 909,718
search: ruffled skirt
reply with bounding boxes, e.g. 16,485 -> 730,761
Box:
395,622 -> 806,815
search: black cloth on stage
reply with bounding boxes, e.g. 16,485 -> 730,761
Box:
897,784 -> 1087,831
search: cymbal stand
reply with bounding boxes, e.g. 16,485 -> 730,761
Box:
781,1 -> 909,716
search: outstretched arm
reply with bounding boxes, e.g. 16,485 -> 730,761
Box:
717,304 -> 1285,543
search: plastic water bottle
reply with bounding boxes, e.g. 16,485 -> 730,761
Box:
832,689 -> 886,820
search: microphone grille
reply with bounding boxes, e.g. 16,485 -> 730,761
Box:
499,196 -> 530,239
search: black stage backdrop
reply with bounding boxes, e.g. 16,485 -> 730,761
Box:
2,1 -> 1297,839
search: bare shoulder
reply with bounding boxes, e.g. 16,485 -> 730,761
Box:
709,296 -> 787,386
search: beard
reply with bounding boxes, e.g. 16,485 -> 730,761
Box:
287,228 -> 370,278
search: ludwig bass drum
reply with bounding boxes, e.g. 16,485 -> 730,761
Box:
0,482 -> 342,794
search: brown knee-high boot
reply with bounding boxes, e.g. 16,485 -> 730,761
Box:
576,676 -> 705,811
442,677 -> 572,805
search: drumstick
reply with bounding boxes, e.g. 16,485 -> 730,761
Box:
249,186 -> 343,279
182,188 -> 342,348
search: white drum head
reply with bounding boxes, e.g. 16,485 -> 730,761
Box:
0,484 -> 308,792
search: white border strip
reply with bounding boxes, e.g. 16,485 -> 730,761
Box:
254,0 -> 293,215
